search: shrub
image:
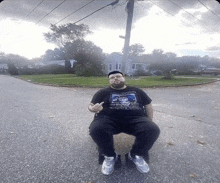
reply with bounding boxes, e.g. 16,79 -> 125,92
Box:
18,65 -> 66,75
133,68 -> 148,76
162,73 -> 175,80
8,63 -> 18,75
74,64 -> 103,76
38,65 -> 65,74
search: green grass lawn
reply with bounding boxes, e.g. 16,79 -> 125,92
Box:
21,74 -> 216,88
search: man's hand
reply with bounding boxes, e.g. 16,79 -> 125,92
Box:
88,102 -> 104,113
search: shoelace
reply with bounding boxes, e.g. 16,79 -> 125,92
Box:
105,157 -> 115,166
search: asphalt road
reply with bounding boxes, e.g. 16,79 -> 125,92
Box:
0,75 -> 220,183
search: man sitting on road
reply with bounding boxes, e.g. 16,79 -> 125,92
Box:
88,71 -> 160,175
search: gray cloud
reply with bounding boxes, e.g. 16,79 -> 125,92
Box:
1,0 -> 220,33
206,45 -> 220,51
0,0 -> 130,29
175,42 -> 196,46
149,0 -> 200,15
150,0 -> 220,34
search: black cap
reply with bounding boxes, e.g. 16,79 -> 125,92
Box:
108,71 -> 124,77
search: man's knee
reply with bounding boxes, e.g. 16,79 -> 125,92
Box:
89,121 -> 103,137
89,119 -> 113,139
140,122 -> 160,139
152,124 -> 160,139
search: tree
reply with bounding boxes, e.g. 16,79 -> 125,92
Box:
2,54 -> 29,70
64,40 -> 102,57
0,52 -> 6,62
42,48 -> 64,61
44,23 -> 105,76
165,52 -> 177,61
147,49 -> 177,78
151,49 -> 166,62
44,23 -> 92,47
134,64 -> 148,76
72,40 -> 104,76
123,43 -> 145,57
175,56 -> 200,75
44,23 -> 92,72
138,53 -> 152,64
149,49 -> 167,70
8,63 -> 18,75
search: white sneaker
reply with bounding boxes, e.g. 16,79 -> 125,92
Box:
101,155 -> 118,175
128,152 -> 150,173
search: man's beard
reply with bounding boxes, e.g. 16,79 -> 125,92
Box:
111,81 -> 125,89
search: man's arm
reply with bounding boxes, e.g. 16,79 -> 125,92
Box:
88,102 -> 104,113
144,103 -> 153,120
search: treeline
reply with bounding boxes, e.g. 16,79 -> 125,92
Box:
1,22 -> 220,76
137,49 -> 220,75
1,49 -> 220,76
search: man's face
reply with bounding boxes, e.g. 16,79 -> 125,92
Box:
109,73 -> 125,89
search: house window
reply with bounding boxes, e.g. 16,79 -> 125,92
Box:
116,63 -> 121,70
132,64 -> 136,69
132,63 -> 142,70
108,64 -> 112,71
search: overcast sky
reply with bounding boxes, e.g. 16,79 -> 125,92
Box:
1,0 -> 220,59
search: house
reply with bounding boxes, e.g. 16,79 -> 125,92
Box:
104,52 -> 148,76
193,64 -> 220,76
202,67 -> 220,75
0,64 -> 8,73
36,59 -> 76,68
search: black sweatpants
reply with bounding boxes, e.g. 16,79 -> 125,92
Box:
89,114 -> 160,157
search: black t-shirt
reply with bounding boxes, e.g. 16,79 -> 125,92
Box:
91,86 -> 152,117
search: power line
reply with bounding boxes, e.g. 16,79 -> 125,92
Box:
54,0 -> 95,25
24,0 -> 45,19
197,0 -> 220,19
35,0 -> 67,25
168,0 -> 217,32
138,0 -> 213,33
140,0 -> 196,30
147,0 -> 176,17
76,1 -> 126,25
3,0 -> 46,39
73,0 -> 119,24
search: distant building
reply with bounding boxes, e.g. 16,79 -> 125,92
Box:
194,64 -> 220,76
104,52 -> 148,75
202,67 -> 220,75
0,64 -> 8,73
36,59 -> 76,67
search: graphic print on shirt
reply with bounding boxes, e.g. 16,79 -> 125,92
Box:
109,91 -> 141,110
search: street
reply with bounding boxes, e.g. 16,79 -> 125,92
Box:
0,75 -> 220,183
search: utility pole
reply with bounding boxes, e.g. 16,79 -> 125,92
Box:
121,0 -> 134,74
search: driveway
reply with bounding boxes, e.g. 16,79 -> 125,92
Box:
0,75 -> 220,183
